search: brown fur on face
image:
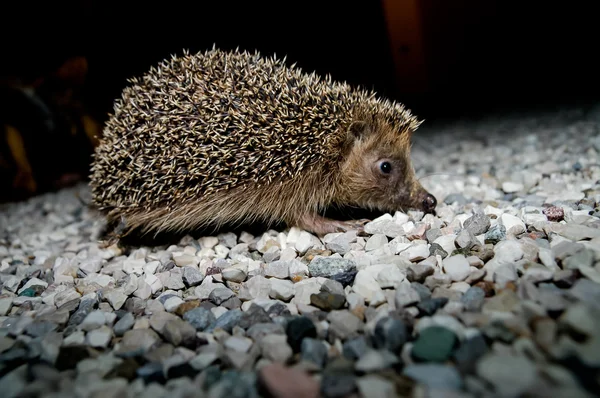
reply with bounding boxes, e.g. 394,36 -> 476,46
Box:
334,105 -> 430,214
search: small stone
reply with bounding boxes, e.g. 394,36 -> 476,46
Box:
321,371 -> 357,398
482,290 -> 519,313
484,224 -> 506,244
330,270 -> 357,287
465,269 -> 486,285
407,261 -> 435,283
455,228 -> 478,250
260,334 -> 293,363
373,265 -> 405,290
476,354 -> 537,397
308,257 -> 356,278
553,269 -> 577,288
114,313 -> 135,336
543,206 -> 564,221
163,296 -> 185,312
286,316 -> 317,353
341,336 -> 368,361
494,264 -> 518,286
79,310 -> 107,331
207,308 -> 243,333
209,287 -> 236,305
402,244 -> 430,262
123,258 -> 145,275
182,267 -> 205,286
25,321 -> 58,337
327,310 -> 362,340
403,364 -> 463,391
173,254 -> 199,267
461,287 -> 485,312
324,231 -> 356,255
466,255 -> 484,268
269,278 -> 295,301
239,275 -> 272,301
416,297 -> 448,316
134,279 -> 152,300
224,335 -> 253,353
194,276 -> 223,300
372,316 -> 408,353
394,283 -> 421,307
310,292 -> 345,311
352,270 -> 383,303
86,325 -> 113,348
258,363 -> 320,398
0,298 -> 13,316
500,213 -> 526,236
301,338 -> 328,368
355,349 -> 399,372
412,326 -> 458,362
295,231 -> 324,254
357,375 -> 396,398
54,288 -> 81,308
199,236 -> 219,249
222,267 -> 247,283
411,282 -> 432,300
365,234 -> 388,251
17,277 -> 48,294
288,260 -> 309,281
183,307 -> 216,331
103,289 -> 127,311
563,248 -> 594,270
502,181 -> 524,193
567,279 -> 600,309
453,333 -> 489,373
265,260 -> 290,279
433,235 -> 457,257
443,255 -> 471,282
320,279 -> 345,296
364,213 -> 404,237
523,266 -> 554,283
463,212 -> 491,235
238,304 -> 272,329
428,243 -> 448,259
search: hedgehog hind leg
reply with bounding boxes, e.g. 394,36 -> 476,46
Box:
96,214 -> 129,248
294,213 -> 370,237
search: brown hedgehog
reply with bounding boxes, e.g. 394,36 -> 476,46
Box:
89,48 -> 436,239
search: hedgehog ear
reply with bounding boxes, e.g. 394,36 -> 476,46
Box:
348,121 -> 370,140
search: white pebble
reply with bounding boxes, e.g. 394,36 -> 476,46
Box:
443,255 -> 471,282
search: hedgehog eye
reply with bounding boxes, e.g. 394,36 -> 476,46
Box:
379,161 -> 392,174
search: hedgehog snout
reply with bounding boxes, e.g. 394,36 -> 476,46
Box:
415,189 -> 437,214
422,192 -> 437,213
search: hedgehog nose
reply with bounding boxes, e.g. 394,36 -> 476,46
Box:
422,193 -> 437,213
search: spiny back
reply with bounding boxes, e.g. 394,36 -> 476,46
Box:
90,48 -> 417,211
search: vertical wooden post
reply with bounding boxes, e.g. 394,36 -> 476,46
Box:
381,0 -> 428,94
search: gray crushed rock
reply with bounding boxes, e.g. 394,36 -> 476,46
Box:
1,105 -> 600,397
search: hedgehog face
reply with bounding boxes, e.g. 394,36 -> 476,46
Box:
338,120 -> 437,214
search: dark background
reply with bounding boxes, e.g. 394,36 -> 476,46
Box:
1,0 -> 599,202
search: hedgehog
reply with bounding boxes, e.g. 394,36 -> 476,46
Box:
89,47 -> 437,239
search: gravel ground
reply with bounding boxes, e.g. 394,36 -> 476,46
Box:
1,104 -> 600,398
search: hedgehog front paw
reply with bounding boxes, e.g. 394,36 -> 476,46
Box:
341,218 -> 371,236
295,214 -> 371,236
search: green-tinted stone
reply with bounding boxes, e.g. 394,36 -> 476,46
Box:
412,326 -> 458,362
484,224 -> 506,244
19,287 -> 38,297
